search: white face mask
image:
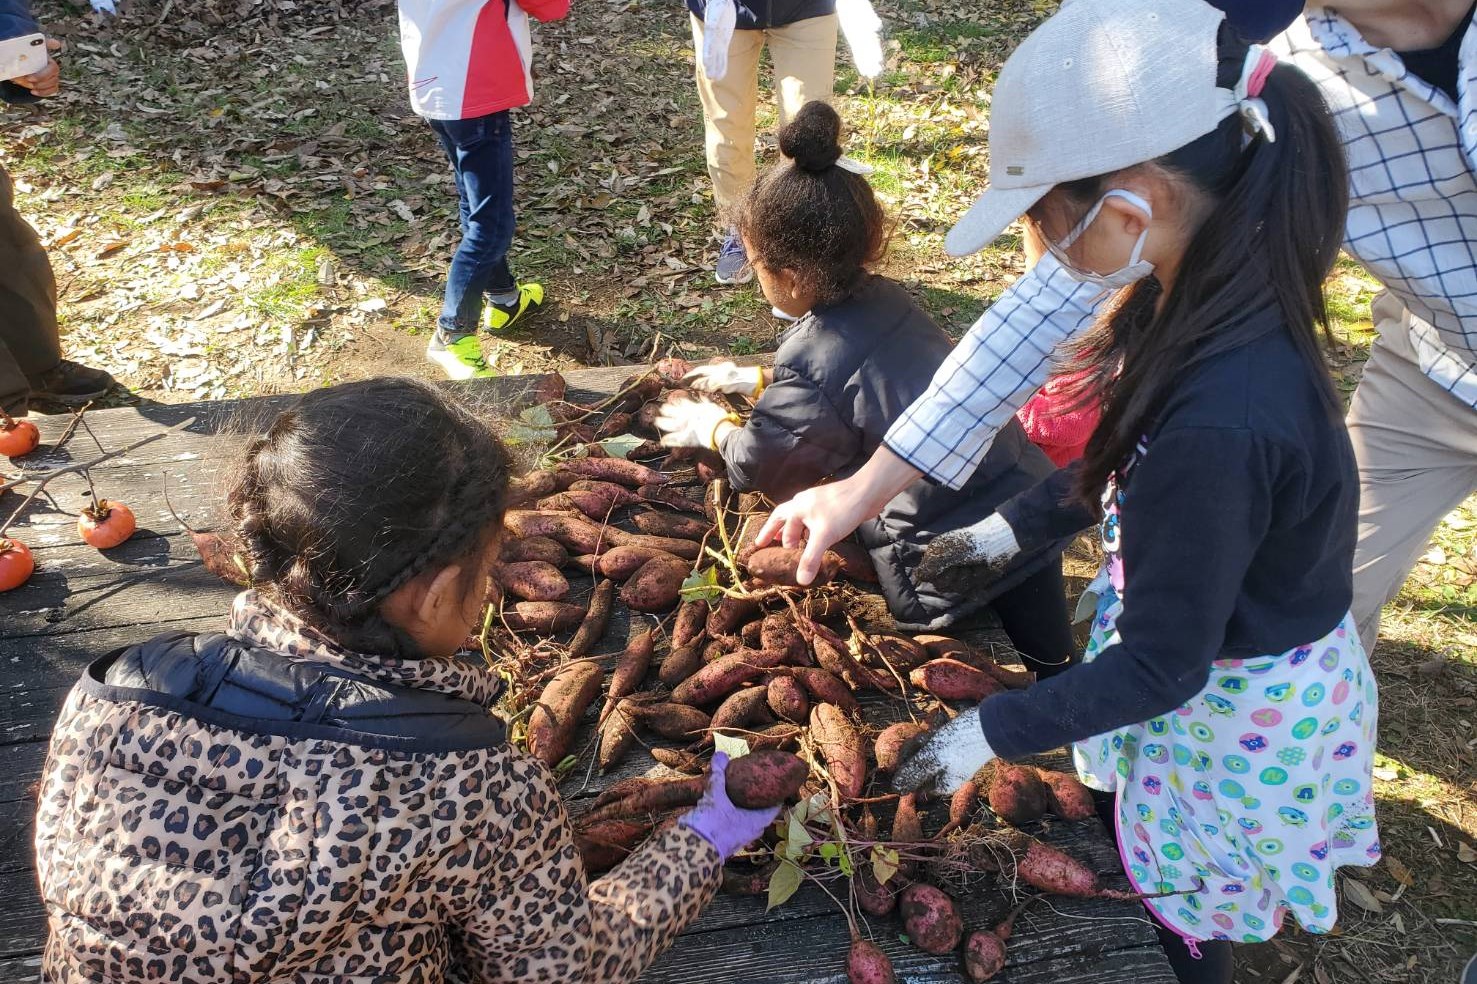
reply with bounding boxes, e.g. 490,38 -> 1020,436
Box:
1043,189 -> 1155,289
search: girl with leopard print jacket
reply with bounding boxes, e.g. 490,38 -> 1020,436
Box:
34,378 -> 776,984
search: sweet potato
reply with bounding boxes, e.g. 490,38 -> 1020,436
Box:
741,722 -> 803,751
494,560 -> 570,602
568,579 -> 615,658
909,658 -> 1005,702
1038,768 -> 1096,821
504,510 -> 614,555
766,675 -> 809,723
592,410 -> 634,441
619,555 -> 690,613
598,702 -> 638,773
671,648 -> 788,706
575,819 -> 649,874
611,371 -> 663,413
868,633 -> 931,671
707,595 -> 761,637
853,867 -> 897,916
603,627 -> 655,720
628,702 -> 711,740
1004,831 -> 1120,898
874,721 -> 928,773
709,685 -> 773,734
847,938 -> 897,984
630,510 -> 709,541
810,703 -> 866,799
504,601 -> 585,634
597,544 -> 682,580
938,779 -> 982,838
500,535 -> 568,567
703,635 -> 741,662
744,545 -> 841,586
558,421 -> 598,446
526,660 -> 603,766
962,899 -> 1036,984
536,490 -> 615,522
892,793 -> 924,844
721,860 -> 778,896
724,749 -> 808,808
829,540 -> 879,583
987,764 -> 1052,826
739,619 -> 764,647
555,457 -> 668,488
810,630 -> 878,691
651,747 -> 707,773
783,667 -> 860,714
913,633 -> 970,659
507,470 -> 560,507
760,612 -> 808,665
581,774 -> 707,824
734,512 -> 770,567
569,554 -> 599,575
616,533 -> 703,561
638,483 -> 707,514
658,644 -> 705,688
654,356 -> 695,386
899,883 -> 963,955
672,598 -> 709,649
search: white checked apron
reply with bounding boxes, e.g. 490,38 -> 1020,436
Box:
1072,448 -> 1381,943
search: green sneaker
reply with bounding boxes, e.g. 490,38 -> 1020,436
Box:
484,282 -> 545,332
426,329 -> 495,380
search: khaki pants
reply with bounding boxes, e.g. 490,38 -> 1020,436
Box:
690,13 -> 838,218
1348,291 -> 1477,651
0,162 -> 60,415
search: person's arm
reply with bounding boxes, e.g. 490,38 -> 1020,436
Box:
978,426 -> 1274,760
457,759 -> 724,983
994,463 -> 1097,556
721,368 -> 861,501
0,0 -> 46,104
759,254 -> 1107,582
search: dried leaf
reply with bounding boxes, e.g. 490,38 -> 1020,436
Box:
1342,877 -> 1384,914
1386,857 -> 1415,887
1458,842 -> 1476,864
766,860 -> 804,911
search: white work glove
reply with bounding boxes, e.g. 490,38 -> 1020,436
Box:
836,0 -> 884,79
682,361 -> 765,398
656,395 -> 740,451
892,708 -> 996,795
915,513 -> 1020,592
702,0 -> 737,81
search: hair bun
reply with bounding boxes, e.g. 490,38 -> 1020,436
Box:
779,101 -> 844,173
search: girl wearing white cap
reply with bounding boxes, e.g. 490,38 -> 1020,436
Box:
758,1 -> 1380,980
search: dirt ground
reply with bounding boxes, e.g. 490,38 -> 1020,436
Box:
6,0 -> 1476,981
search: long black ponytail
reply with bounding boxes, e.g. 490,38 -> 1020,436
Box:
1055,27 -> 1349,505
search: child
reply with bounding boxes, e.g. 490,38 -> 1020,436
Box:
656,101 -> 1077,677
890,3 -> 1379,982
688,0 -> 881,286
33,378 -> 774,982
397,0 -> 562,379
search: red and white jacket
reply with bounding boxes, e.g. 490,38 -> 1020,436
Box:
397,0 -> 570,121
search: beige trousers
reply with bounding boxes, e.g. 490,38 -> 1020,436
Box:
690,13 -> 838,218
1348,292 -> 1477,651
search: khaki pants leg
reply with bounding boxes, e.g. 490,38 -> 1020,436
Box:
1347,292 -> 1477,652
691,14 -> 764,218
766,13 -> 838,127
0,162 -> 60,416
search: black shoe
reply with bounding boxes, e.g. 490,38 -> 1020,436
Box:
28,359 -> 114,409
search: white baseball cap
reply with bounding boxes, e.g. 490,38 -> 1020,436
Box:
946,0 -> 1240,256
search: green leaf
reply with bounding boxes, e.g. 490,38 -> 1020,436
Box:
818,843 -> 840,863
595,433 -> 646,459
714,732 -> 750,759
837,849 -> 854,878
871,846 -> 898,887
520,404 -> 557,428
787,811 -> 813,850
679,565 -> 724,603
766,860 -> 805,911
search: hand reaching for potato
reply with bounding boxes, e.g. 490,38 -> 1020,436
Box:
892,707 -> 996,796
681,361 -> 766,397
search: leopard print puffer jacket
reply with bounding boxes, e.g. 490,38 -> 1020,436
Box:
34,594 -> 722,983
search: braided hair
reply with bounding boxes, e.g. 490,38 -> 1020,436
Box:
737,101 -> 890,307
226,377 -> 510,657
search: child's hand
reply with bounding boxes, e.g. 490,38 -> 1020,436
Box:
655,394 -> 739,451
678,752 -> 780,861
915,513 -> 1020,589
682,361 -> 765,397
892,709 -> 996,796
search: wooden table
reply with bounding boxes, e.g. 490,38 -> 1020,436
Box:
0,367 -> 1176,984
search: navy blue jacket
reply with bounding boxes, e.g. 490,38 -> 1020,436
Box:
0,0 -> 40,105
1211,0 -> 1302,42
720,276 -> 1067,629
686,0 -> 835,30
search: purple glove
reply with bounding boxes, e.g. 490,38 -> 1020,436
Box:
678,752 -> 781,860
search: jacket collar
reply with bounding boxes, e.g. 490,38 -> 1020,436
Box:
227,591 -> 503,710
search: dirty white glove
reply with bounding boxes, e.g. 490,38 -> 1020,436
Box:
702,0 -> 737,81
893,708 -> 996,795
915,512 -> 1020,590
836,0 -> 884,79
656,395 -> 741,451
683,361 -> 765,398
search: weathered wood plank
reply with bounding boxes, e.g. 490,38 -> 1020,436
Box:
0,951 -> 42,981
4,561 -> 238,642
0,868 -> 41,959
0,742 -> 44,806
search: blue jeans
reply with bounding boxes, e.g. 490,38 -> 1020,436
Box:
427,111 -> 517,336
